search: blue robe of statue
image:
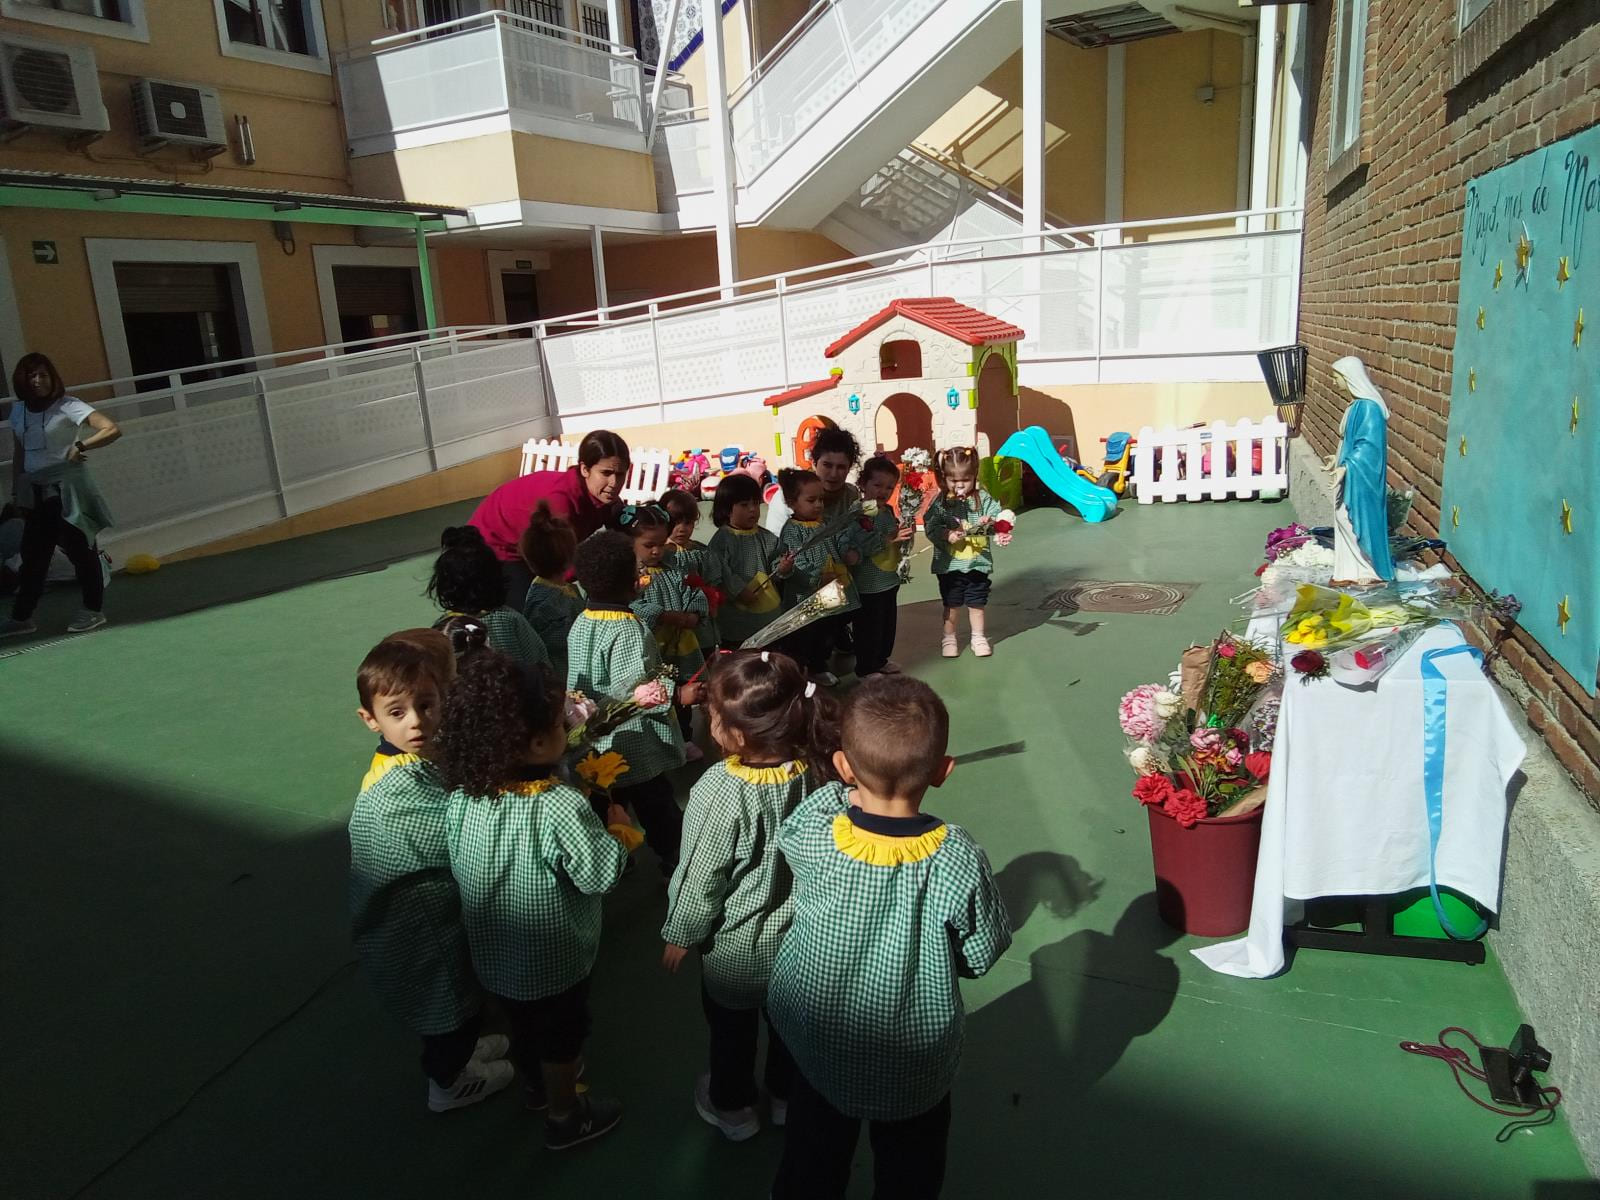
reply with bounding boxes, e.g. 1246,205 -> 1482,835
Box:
1335,397 -> 1395,582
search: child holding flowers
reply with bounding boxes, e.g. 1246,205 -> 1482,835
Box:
922,447 -> 1013,659
842,456 -> 914,676
774,468 -> 859,685
706,474 -> 784,649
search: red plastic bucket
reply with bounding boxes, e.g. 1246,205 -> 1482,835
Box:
1146,802 -> 1264,937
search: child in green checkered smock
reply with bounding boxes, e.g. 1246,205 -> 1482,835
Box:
348,632 -> 514,1113
923,447 -> 1012,661
662,487 -> 721,654
427,525 -> 550,667
659,650 -> 839,1141
518,502 -> 584,677
567,530 -> 705,877
774,468 -> 859,680
768,675 -> 1012,1199
432,649 -> 634,1149
839,456 -> 913,677
705,474 -> 783,648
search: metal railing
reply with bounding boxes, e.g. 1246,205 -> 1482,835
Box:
339,11 -> 691,150
20,210 -> 1299,562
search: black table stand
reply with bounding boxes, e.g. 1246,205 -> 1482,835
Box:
1286,895 -> 1486,964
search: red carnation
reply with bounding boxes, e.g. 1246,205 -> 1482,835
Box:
1133,774 -> 1174,807
1244,751 -> 1272,781
1166,787 -> 1208,828
994,519 -> 1014,536
902,470 -> 924,492
1216,641 -> 1237,659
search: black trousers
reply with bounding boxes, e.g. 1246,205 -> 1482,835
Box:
773,1073 -> 951,1200
419,1010 -> 482,1087
612,773 -> 682,873
850,587 -> 899,675
497,976 -> 592,1073
779,612 -> 842,674
701,984 -> 794,1110
11,493 -> 103,622
501,558 -> 534,612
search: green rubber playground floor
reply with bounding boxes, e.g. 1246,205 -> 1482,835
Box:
2,495 -> 1593,1199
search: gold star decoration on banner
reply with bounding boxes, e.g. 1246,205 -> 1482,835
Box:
1469,368 -> 1477,392
1560,499 -> 1573,535
1477,306 -> 1487,331
1556,595 -> 1571,634
1494,260 -> 1504,289
1576,308 -> 1586,347
1516,228 -> 1533,277
1452,505 -> 1461,529
1556,256 -> 1571,289
1460,435 -> 1469,456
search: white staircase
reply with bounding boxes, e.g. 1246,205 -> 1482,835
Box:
656,0 -> 1079,230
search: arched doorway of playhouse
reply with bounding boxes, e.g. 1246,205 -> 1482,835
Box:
793,414 -> 837,468
874,392 -> 934,458
973,351 -> 1019,457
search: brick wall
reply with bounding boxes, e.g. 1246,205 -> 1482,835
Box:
1297,0 -> 1600,805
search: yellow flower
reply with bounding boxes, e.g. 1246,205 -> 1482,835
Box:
1245,660 -> 1273,683
576,750 -> 629,791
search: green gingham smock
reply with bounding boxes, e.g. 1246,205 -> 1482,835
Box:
665,540 -> 721,651
444,773 -> 626,1001
566,605 -> 686,785
777,518 -> 860,614
767,781 -> 1013,1120
706,525 -> 783,646
841,507 -> 903,595
522,578 -> 585,674
632,565 -> 710,677
923,489 -> 1004,576
661,758 -> 810,1010
347,757 -> 480,1035
439,606 -> 551,668
821,481 -> 861,522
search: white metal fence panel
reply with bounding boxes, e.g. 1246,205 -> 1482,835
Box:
517,438 -> 671,502
1132,417 -> 1288,504
420,338 -> 545,448
654,117 -> 713,197
340,24 -> 508,142
266,357 -> 426,488
541,320 -> 659,416
656,298 -> 784,402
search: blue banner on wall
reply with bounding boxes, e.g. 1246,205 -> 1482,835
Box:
1443,125 -> 1599,694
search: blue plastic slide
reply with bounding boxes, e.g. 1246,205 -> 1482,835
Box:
995,426 -> 1118,523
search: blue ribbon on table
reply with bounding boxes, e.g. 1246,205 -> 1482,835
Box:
1420,643 -> 1491,941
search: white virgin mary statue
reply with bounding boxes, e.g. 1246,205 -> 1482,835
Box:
1330,356 -> 1395,585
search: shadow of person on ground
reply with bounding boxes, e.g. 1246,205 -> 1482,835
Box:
994,851 -> 1103,928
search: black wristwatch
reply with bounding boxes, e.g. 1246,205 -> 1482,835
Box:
73,440 -> 87,456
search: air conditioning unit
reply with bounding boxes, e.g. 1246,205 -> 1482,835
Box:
132,78 -> 227,154
0,32 -> 108,139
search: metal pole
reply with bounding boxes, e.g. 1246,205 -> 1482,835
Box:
591,226 -> 610,315
650,303 -> 667,422
253,373 -> 290,518
413,346 -> 439,471
1021,0 -> 1044,253
776,275 -> 792,388
644,0 -> 685,144
415,221 -> 439,330
701,0 -> 740,297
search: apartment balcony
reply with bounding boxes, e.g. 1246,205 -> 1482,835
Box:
337,11 -> 688,216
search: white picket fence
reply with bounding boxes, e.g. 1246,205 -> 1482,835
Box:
1131,417 -> 1288,504
518,438 -> 673,503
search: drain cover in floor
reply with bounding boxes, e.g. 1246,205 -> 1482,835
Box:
1041,580 -> 1195,616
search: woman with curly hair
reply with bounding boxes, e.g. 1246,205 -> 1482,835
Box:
427,525 -> 549,667
433,650 -> 632,1150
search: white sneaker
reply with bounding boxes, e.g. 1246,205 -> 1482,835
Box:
811,670 -> 839,688
693,1073 -> 760,1142
769,1095 -> 788,1127
67,609 -> 107,633
427,1057 -> 514,1112
970,635 -> 992,658
470,1034 -> 510,1063
0,618 -> 36,639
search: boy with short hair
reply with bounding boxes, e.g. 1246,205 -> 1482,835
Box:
349,632 -> 513,1112
768,675 -> 1012,1199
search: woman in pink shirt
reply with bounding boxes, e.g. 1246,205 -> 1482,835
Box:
468,429 -> 630,607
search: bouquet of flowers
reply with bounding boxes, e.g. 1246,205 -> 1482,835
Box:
895,448 -> 936,584
961,508 -> 1017,548
739,578 -> 850,648
1196,633 -> 1279,730
562,668 -> 678,794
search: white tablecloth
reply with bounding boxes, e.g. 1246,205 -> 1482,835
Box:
1193,623 -> 1524,978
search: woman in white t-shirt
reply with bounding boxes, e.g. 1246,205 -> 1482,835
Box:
3,353 -> 120,638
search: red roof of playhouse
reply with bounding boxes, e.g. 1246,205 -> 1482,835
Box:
823,298 -> 1026,358
765,374 -> 843,408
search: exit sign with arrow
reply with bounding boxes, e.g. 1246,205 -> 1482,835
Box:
32,241 -> 58,265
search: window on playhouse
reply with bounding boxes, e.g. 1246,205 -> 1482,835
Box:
879,340 -> 922,381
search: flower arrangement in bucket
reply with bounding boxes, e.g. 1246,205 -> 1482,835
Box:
1119,633 -> 1280,935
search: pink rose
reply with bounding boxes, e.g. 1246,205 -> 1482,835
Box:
633,680 -> 669,708
1190,728 -> 1223,753
1216,642 -> 1238,659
